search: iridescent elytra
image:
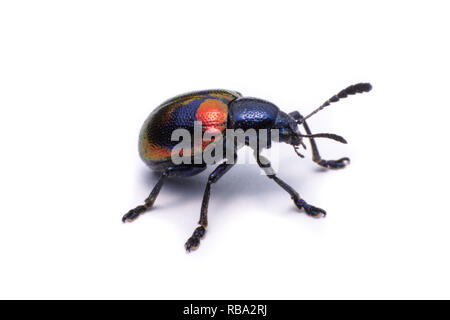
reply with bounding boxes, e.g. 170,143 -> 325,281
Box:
123,84 -> 372,252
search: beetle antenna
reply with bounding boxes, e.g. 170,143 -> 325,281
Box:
297,133 -> 347,144
300,83 -> 372,122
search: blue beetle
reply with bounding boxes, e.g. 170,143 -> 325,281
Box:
123,83 -> 372,251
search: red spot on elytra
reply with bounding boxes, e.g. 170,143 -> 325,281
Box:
196,99 -> 228,149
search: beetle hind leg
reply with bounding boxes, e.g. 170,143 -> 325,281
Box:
122,170 -> 168,222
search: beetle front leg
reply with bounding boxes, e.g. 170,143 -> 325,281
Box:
302,118 -> 350,169
185,159 -> 236,252
255,153 -> 326,218
290,112 -> 350,169
304,118 -> 350,169
316,157 -> 350,169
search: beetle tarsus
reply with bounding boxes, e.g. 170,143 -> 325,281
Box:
185,226 -> 206,252
294,198 -> 327,218
122,205 -> 147,222
318,157 -> 350,169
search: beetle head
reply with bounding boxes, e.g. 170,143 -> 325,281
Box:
275,110 -> 347,158
274,111 -> 303,146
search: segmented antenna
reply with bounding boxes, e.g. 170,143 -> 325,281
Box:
301,83 -> 372,122
298,133 -> 347,144
293,132 -> 347,158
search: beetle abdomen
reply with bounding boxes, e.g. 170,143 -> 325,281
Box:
139,90 -> 241,168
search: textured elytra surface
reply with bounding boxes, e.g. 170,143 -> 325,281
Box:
139,90 -> 241,168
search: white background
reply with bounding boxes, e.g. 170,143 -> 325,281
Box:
0,1 -> 449,299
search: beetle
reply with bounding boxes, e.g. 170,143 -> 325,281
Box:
123,83 -> 372,251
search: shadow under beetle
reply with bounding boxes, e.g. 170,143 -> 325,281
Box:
123,83 -> 372,252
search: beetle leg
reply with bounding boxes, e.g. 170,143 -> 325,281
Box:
316,157 -> 350,169
185,157 -> 236,252
297,113 -> 350,170
122,170 -> 168,222
254,152 -> 326,218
